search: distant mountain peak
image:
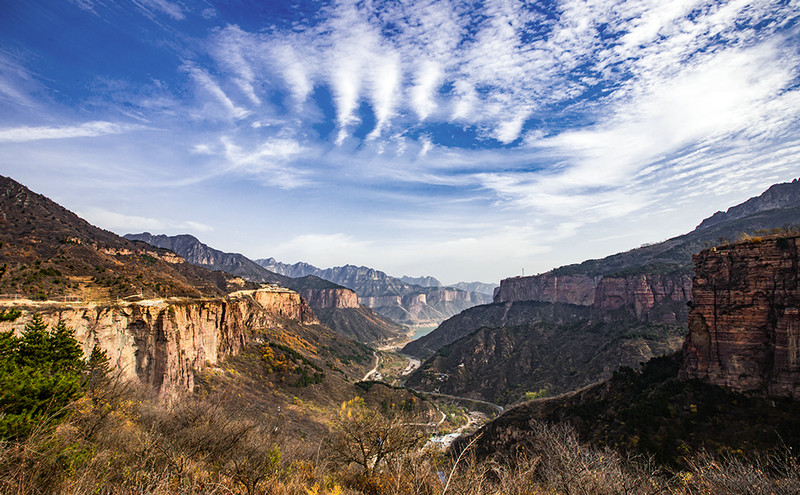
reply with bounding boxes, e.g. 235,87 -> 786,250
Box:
695,177 -> 800,231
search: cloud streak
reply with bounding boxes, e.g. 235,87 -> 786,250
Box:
0,121 -> 142,142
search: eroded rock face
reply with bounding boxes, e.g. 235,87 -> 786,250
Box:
494,274 -> 598,306
494,273 -> 691,323
681,236 -> 800,398
298,288 -> 359,309
593,274 -> 692,323
0,287 -> 317,396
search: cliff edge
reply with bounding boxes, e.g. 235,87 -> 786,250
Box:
681,235 -> 800,398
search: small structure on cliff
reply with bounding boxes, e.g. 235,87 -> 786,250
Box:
681,234 -> 800,398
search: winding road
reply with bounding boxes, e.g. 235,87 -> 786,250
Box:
362,352 -> 381,381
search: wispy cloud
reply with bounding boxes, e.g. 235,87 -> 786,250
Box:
218,136 -> 311,189
132,0 -> 186,21
80,206 -> 213,234
0,121 -> 141,142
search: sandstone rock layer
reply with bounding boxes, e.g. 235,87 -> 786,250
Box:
681,236 -> 800,398
0,287 -> 316,396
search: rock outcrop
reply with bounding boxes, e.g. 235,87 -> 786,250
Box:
494,274 -> 598,306
0,287 -> 317,396
681,235 -> 800,398
494,273 -> 691,324
592,274 -> 692,324
297,287 -> 359,309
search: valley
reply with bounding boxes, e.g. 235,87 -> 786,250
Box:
3,174 -> 800,494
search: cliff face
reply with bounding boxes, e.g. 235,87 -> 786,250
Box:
494,274 -> 597,306
592,274 -> 692,323
240,286 -> 319,324
0,287 -> 317,396
681,236 -> 800,398
298,287 -> 359,309
494,273 -> 691,324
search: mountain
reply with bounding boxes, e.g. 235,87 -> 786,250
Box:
403,302 -> 683,405
461,235 -> 800,466
450,281 -> 497,296
399,275 -> 441,287
0,175 -> 383,397
404,177 -> 800,404
125,233 -> 406,344
0,175 -> 254,301
256,258 -> 493,327
124,233 -> 293,286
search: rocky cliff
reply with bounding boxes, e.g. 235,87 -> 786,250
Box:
592,274 -> 692,324
297,287 -> 359,309
0,287 -> 318,396
493,272 -> 691,324
681,235 -> 800,398
492,178 -> 800,314
494,274 -> 598,306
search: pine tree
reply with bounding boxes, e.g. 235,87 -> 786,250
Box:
0,314 -> 88,439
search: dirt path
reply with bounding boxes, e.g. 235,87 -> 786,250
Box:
362,352 -> 381,381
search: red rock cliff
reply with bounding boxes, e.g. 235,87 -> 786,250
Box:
298,288 -> 359,309
681,236 -> 800,398
0,287 -> 318,396
494,274 -> 598,306
494,272 -> 691,323
592,274 -> 692,323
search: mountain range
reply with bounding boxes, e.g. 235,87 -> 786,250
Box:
256,258 -> 493,327
124,232 -> 406,344
403,177 -> 800,406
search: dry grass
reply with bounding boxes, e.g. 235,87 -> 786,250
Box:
1,381 -> 798,495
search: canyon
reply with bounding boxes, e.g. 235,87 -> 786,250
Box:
257,258 -> 493,327
124,233 -> 404,343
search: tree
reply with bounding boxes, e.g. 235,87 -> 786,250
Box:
0,314 -> 87,439
329,397 -> 427,479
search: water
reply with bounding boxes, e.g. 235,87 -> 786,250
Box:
409,325 -> 437,341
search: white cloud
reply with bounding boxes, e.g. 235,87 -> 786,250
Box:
0,121 -> 140,142
80,206 -> 213,234
132,0 -> 185,21
185,65 -> 250,120
410,60 -> 443,120
219,136 -> 310,189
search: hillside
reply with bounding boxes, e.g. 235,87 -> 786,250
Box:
537,178 -> 800,281
404,307 -> 684,405
0,176 -> 254,301
125,233 -> 407,344
461,353 -> 800,467
403,178 -> 800,406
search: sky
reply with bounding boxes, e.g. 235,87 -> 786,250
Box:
1,0 -> 799,285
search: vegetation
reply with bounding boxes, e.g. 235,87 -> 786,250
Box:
0,317 -> 797,494
474,352 -> 800,472
0,315 -> 87,439
1,376 -> 798,494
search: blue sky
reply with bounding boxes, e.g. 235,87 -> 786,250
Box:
1,0 -> 799,284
